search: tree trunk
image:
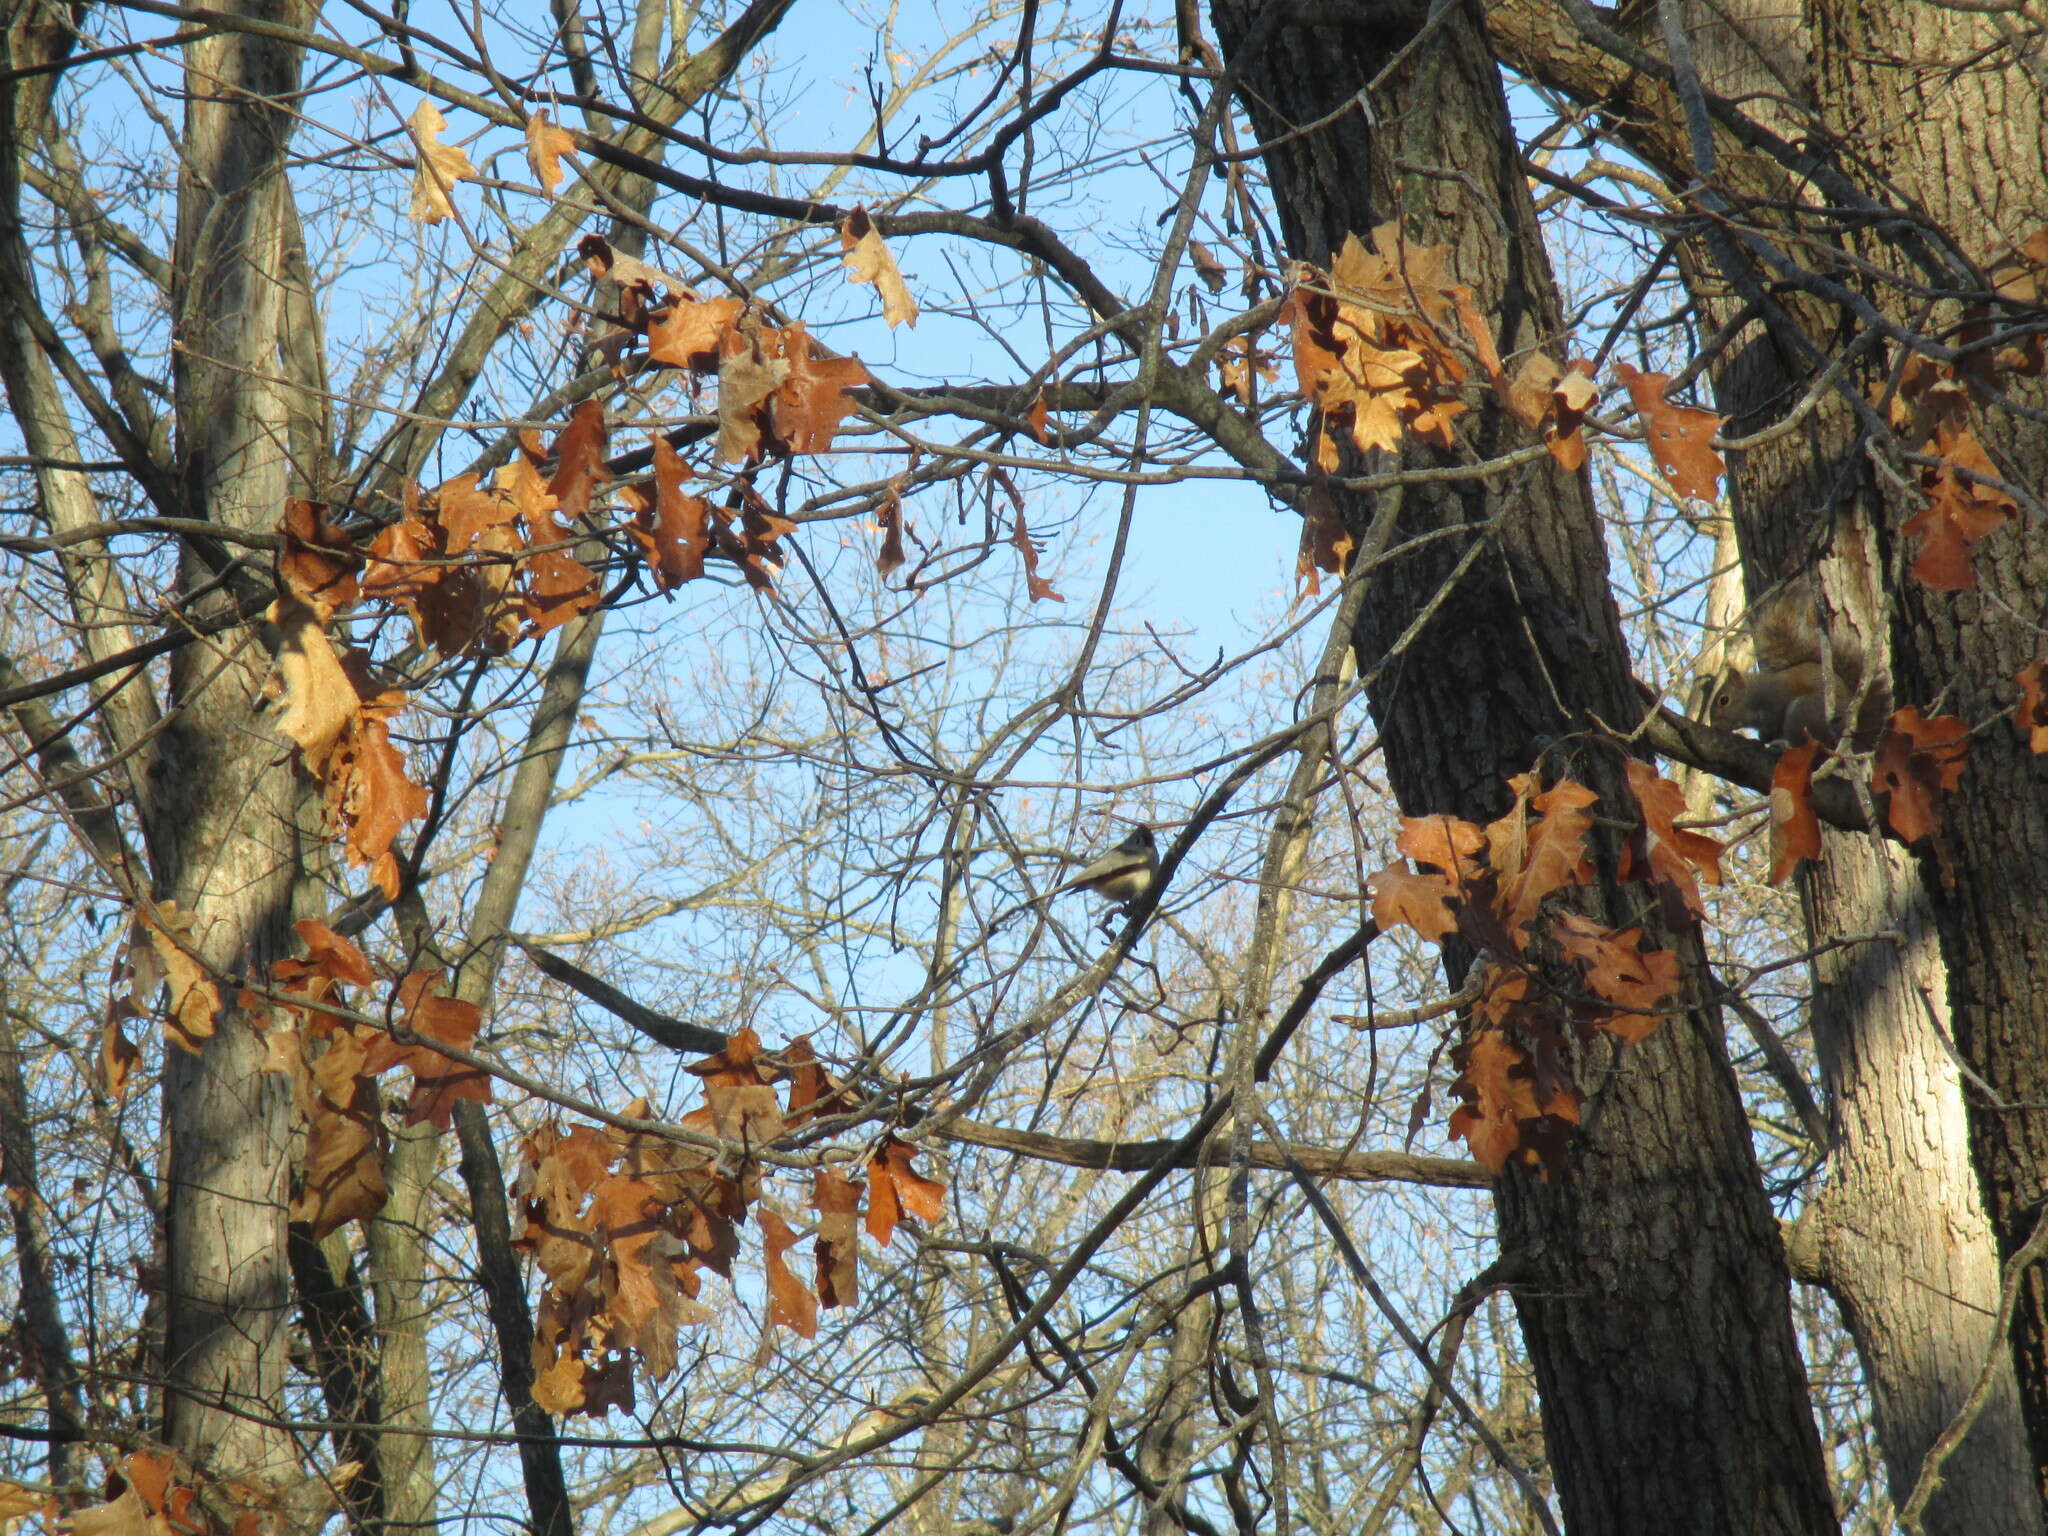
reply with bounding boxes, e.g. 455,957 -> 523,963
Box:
1479,2 -> 2041,1522
1795,835 -> 2035,1528
159,0 -> 324,1511
1804,0 -> 2048,1491
1207,3 -> 1839,1530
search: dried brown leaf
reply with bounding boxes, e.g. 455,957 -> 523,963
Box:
407,100 -> 476,224
839,207 -> 919,328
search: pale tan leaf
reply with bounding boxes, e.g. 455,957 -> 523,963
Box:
407,100 -> 477,224
838,207 -> 919,328
269,596 -> 357,773
524,109 -> 576,196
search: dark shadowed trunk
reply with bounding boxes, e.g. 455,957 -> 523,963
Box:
1208,2 -> 1838,1530
1486,0 -> 2048,1509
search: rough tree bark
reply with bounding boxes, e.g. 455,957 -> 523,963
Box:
1207,2 -> 1839,1530
1487,0 -> 2048,1510
157,1 -> 328,1514
1479,1 -> 2038,1524
1803,0 -> 2048,1493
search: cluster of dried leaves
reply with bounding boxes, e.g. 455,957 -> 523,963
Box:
580,231 -> 874,466
1281,223 -> 2045,601
1764,685 -> 2048,889
107,913 -> 947,1421
1890,230 -> 2046,590
272,413 -> 622,895
1280,223 -> 1598,590
1368,767 -> 1720,1173
108,916 -> 490,1236
513,1028 -> 942,1416
54,1448 -> 284,1536
261,922 -> 490,1236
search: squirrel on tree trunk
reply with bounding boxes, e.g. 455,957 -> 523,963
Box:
1706,576 -> 1886,747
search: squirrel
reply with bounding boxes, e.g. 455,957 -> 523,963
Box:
1705,577 -> 1882,747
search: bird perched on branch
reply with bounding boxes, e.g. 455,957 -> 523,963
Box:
1056,825 -> 1157,904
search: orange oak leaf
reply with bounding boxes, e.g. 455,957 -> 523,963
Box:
1548,361 -> 1599,471
686,1026 -> 788,1144
760,1208 -> 819,1339
71,1451 -> 193,1536
1903,423 -> 2015,591
866,1136 -> 945,1247
715,323 -> 789,463
772,326 -> 869,457
360,971 -> 489,1130
1447,285 -> 1503,381
646,296 -> 743,372
329,655 -> 429,898
1009,506 -> 1063,603
627,437 -> 709,592
267,597 -> 429,896
575,233 -> 695,301
2015,660 -> 2048,753
1500,351 -> 1561,431
524,109 -> 576,196
1615,362 -> 1723,502
1618,759 -> 1725,923
277,498 -> 362,619
134,901 -> 221,1055
734,493 -> 798,594
1507,358 -> 1597,473
1768,740 -> 1824,886
291,1024 -> 389,1238
1985,229 -> 2048,376
782,1035 -> 849,1128
1367,864 -> 1462,941
407,100 -> 476,224
1552,911 -> 1681,1044
875,485 -> 908,580
1368,813 -> 1486,941
1284,226 -> 1474,465
813,1168 -> 861,1308
364,510 -> 478,659
839,206 -> 919,328
101,1013 -> 139,1100
1218,334 -> 1279,406
547,398 -> 611,523
281,918 -> 376,991
1295,481 -> 1353,598
270,593 -> 359,769
1491,776 -> 1597,942
1027,391 -> 1051,444
1447,1030 -> 1578,1174
1873,707 -> 1970,845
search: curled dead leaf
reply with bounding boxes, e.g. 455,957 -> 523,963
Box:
524,110 -> 576,197
839,206 -> 919,328
407,100 -> 476,225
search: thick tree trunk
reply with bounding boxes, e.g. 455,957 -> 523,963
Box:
159,0 -> 325,1510
1208,3 -> 1838,1531
1480,2 -> 2041,1523
1802,1 -> 2048,1493
1795,835 -> 2035,1527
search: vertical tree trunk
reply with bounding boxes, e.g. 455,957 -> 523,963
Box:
1685,7 -> 2038,1522
1802,1 -> 2048,1492
159,0 -> 324,1508
1207,3 -> 1838,1530
1471,3 -> 2039,1520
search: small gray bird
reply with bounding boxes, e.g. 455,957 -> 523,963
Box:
1057,825 -> 1158,903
